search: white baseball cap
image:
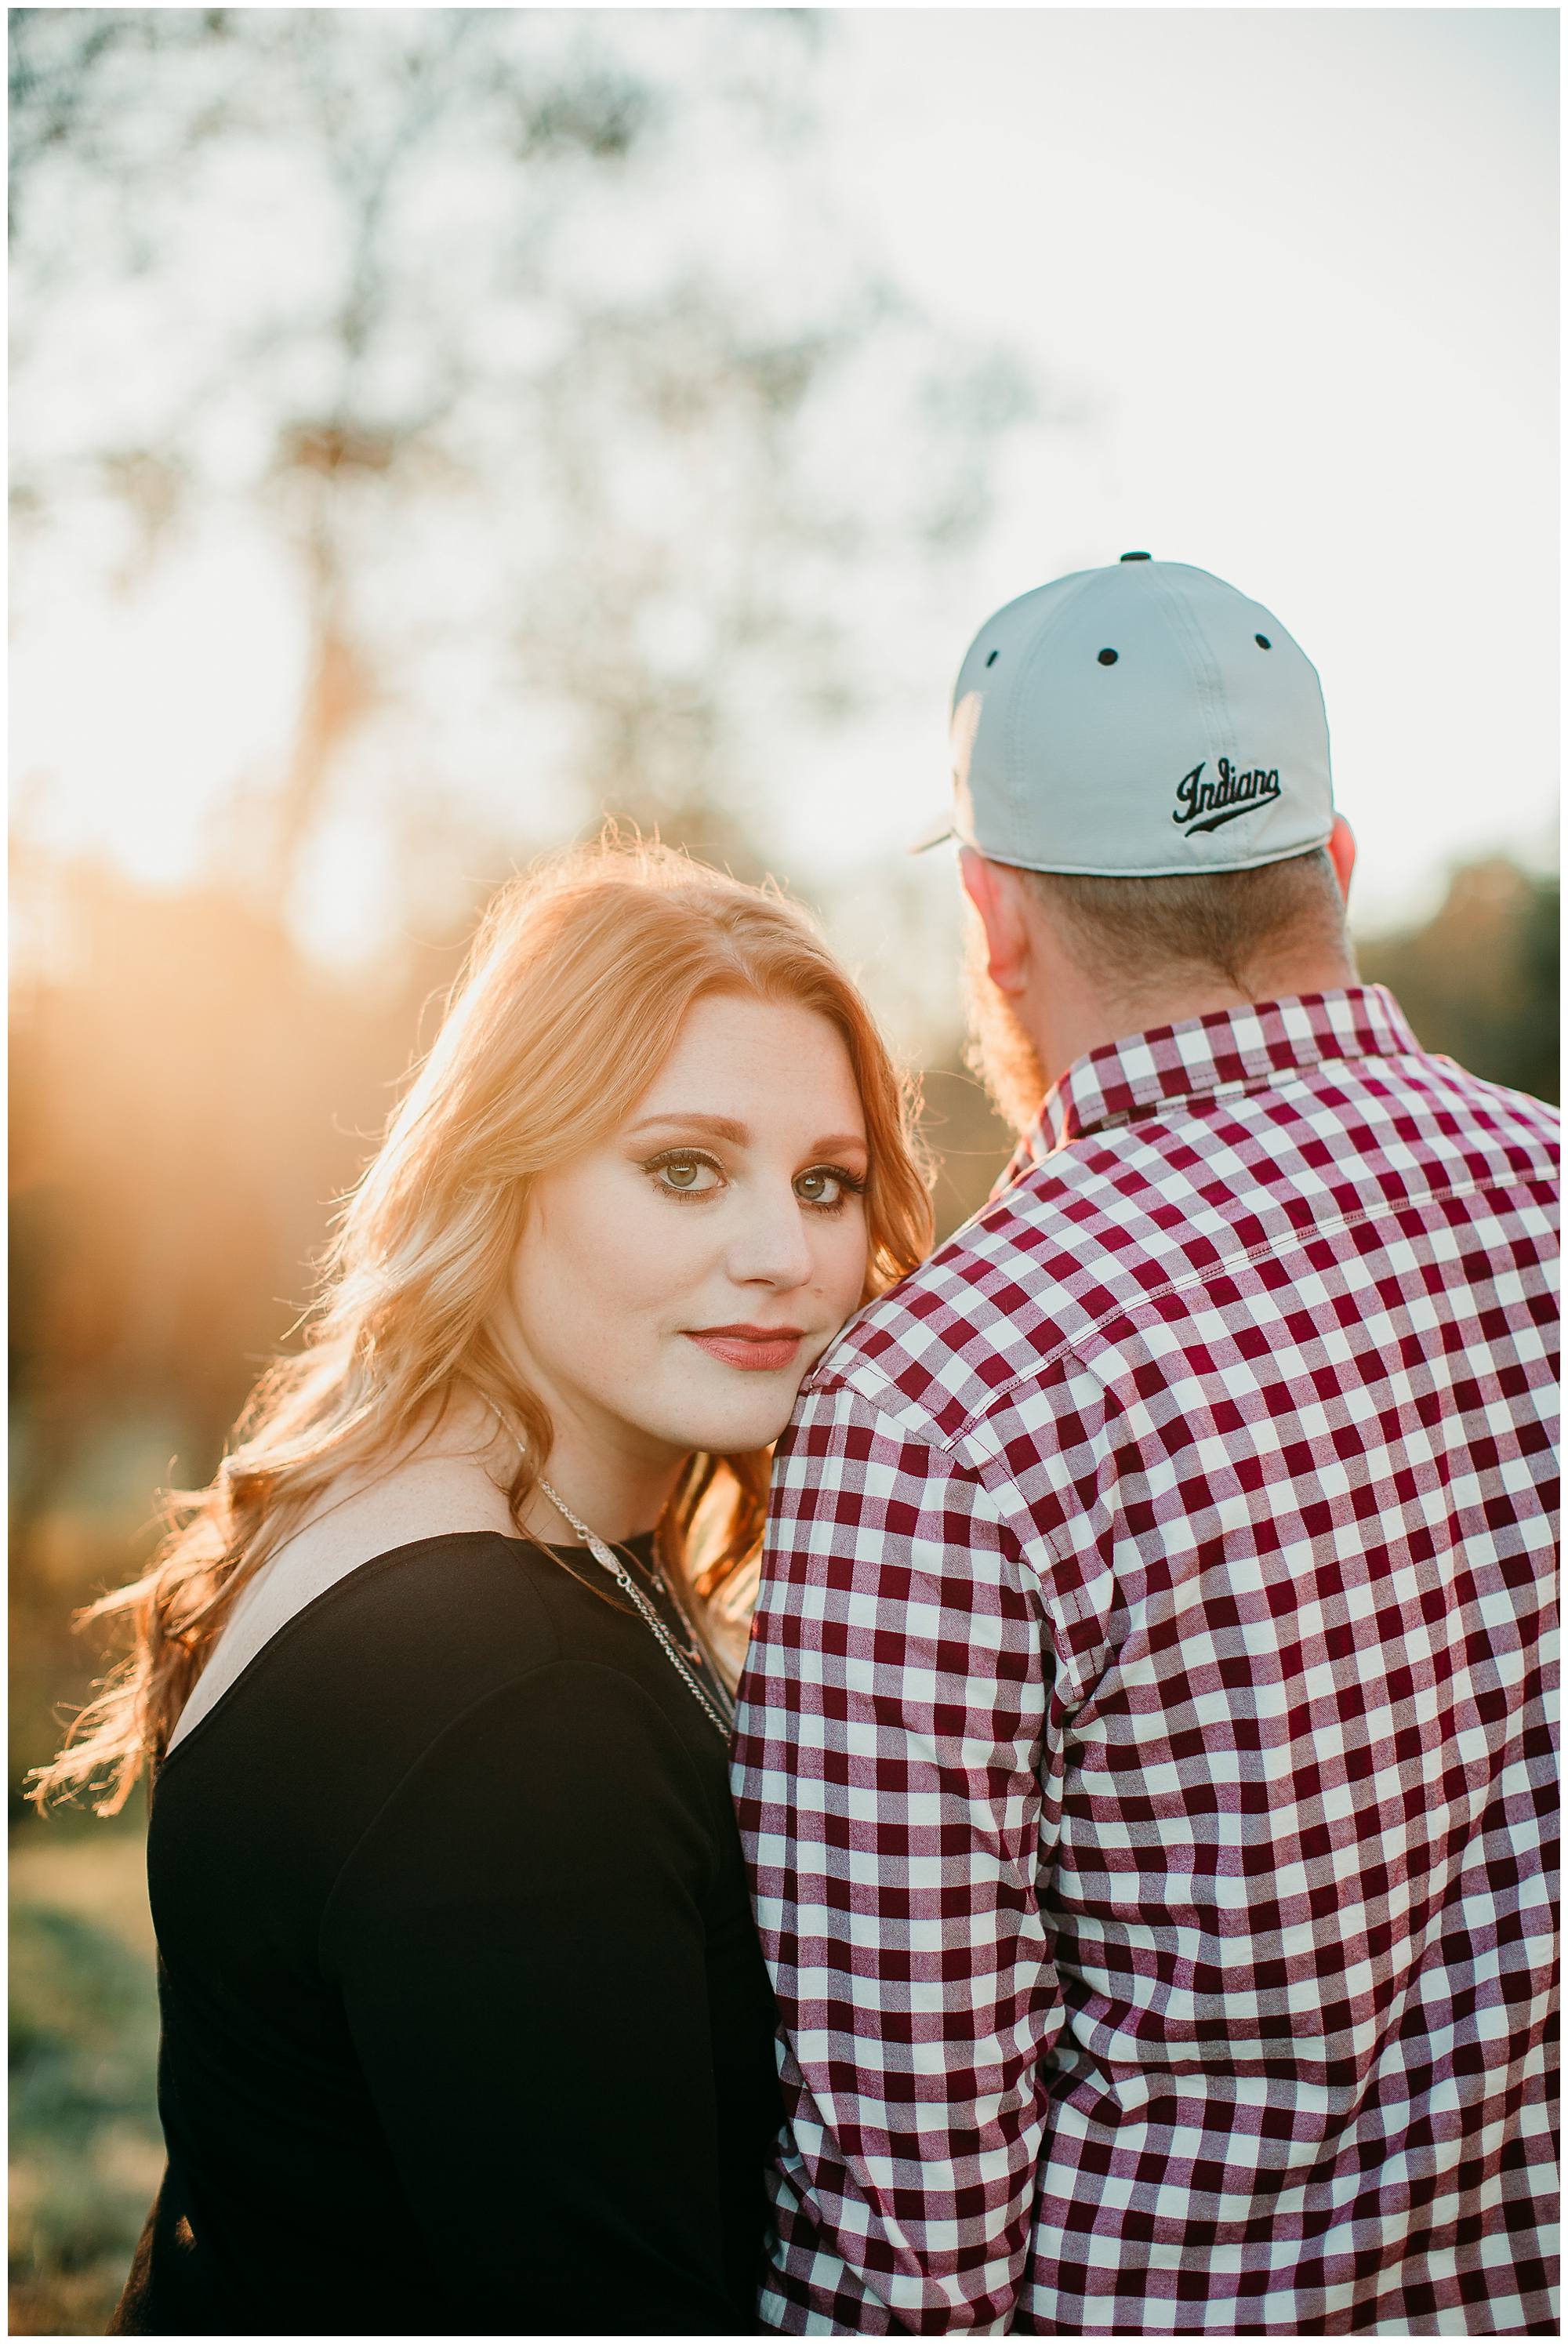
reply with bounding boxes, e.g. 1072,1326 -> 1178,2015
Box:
919,553 -> 1334,876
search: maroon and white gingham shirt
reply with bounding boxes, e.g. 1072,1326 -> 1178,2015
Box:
731,987 -> 1559,2335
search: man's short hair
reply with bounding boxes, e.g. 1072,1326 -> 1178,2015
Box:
1025,847 -> 1352,996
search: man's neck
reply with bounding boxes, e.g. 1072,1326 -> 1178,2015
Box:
1031,955 -> 1358,1094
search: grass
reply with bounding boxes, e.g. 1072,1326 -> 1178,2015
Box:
9,1828 -> 162,2337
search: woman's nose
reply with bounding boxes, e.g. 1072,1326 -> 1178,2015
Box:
725,1183 -> 816,1290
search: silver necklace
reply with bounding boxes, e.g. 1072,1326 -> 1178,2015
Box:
622,1537 -> 673,1605
568,1500 -> 703,1665
535,1471 -> 736,1741
490,1411 -> 735,1740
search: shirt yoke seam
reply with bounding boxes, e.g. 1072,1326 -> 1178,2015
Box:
824,1169 -> 1558,1450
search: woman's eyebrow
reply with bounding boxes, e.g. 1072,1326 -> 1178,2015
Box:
624,1112 -> 869,1158
626,1112 -> 751,1144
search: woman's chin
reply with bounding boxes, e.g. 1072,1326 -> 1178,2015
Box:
655,1384 -> 808,1459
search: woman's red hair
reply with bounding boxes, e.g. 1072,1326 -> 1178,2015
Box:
34,834 -> 933,1812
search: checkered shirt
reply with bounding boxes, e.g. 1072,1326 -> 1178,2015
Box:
731,987 -> 1559,2335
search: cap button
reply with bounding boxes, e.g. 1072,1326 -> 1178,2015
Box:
1120,550 -> 1151,562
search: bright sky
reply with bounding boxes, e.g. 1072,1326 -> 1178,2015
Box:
800,6 -> 1559,938
11,7 -> 1557,996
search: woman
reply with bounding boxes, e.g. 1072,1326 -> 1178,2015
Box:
35,836 -> 933,2337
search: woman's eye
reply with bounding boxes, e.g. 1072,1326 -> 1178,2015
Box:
648,1154 -> 721,1196
795,1167 -> 861,1210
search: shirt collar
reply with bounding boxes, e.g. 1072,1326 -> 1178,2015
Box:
1002,986 -> 1421,1176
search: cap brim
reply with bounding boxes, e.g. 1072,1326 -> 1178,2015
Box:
908,811 -> 956,855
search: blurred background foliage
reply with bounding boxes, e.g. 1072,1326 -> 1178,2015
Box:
7,8 -> 1558,2335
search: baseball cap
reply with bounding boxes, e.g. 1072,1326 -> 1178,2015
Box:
918,553 -> 1334,876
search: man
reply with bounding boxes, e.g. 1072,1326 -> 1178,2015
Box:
731,556 -> 1558,2334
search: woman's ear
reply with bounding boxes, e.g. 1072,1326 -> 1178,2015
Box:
959,847 -> 1033,997
1327,814 -> 1356,905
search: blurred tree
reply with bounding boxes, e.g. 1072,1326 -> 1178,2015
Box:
9,7 -> 1033,923
1356,858 -> 1559,1106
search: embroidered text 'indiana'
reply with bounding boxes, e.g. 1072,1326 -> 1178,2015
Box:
1172,757 -> 1281,835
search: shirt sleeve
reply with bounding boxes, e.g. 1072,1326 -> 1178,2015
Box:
319,1659 -> 753,2336
730,1379 -> 1062,2334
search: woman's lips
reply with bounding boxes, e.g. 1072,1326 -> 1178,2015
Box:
684,1326 -> 807,1373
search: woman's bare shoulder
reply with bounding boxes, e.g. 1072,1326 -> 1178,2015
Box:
277,1455 -> 517,1577
167,1457 -> 517,1751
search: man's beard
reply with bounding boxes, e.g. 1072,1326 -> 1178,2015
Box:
961,909 -> 1047,1138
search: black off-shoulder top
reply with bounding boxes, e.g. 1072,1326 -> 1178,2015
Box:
112,1531 -> 782,2336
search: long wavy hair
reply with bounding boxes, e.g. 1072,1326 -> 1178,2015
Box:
34,836 -> 933,1813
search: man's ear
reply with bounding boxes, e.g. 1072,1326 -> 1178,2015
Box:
1327,814 -> 1356,905
959,847 -> 1033,996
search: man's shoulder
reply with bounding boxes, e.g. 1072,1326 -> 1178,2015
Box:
800,1153 -> 1138,1450
804,1043 -> 1560,1452
1423,1058 -> 1560,1156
